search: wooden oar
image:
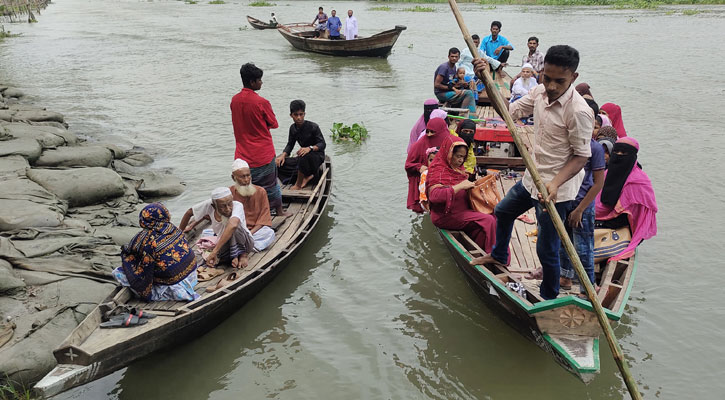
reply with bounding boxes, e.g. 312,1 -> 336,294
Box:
445,1 -> 643,398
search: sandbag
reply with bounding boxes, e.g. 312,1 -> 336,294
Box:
121,152 -> 154,167
27,167 -> 126,207
0,155 -> 29,176
1,122 -> 77,147
0,137 -> 42,161
135,172 -> 185,198
0,199 -> 65,231
0,259 -> 25,293
93,226 -> 140,246
34,146 -> 113,168
2,88 -> 25,98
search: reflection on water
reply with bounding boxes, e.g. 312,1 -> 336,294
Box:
2,0 -> 724,398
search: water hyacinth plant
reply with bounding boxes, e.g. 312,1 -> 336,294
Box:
330,122 -> 369,144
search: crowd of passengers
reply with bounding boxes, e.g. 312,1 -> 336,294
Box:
406,32 -> 658,301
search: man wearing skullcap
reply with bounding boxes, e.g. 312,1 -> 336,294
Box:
179,187 -> 254,268
230,159 -> 276,251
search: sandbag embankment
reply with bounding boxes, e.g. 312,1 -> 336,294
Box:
0,85 -> 187,385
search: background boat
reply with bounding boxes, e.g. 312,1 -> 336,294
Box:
277,23 -> 406,58
247,15 -> 277,30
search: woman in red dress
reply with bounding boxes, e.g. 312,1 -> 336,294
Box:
426,136 -> 496,253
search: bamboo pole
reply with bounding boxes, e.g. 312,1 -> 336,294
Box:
445,1 -> 642,398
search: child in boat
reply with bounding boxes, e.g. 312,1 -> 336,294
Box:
418,147 -> 439,212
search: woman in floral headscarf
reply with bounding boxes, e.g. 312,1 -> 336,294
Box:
113,203 -> 198,301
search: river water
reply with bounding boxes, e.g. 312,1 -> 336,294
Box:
1,0 -> 724,398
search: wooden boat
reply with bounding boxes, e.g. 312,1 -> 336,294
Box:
277,23 -> 406,58
34,158 -> 332,397
476,69 -> 512,105
247,15 -> 277,30
438,110 -> 636,382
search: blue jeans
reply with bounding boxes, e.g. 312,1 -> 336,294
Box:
559,202 -> 595,291
436,90 -> 476,114
490,181 -> 573,300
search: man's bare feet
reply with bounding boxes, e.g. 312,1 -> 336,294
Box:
275,207 -> 292,217
236,253 -> 249,269
290,185 -> 301,190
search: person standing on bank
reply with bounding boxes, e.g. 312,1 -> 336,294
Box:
327,10 -> 342,40
480,21 -> 513,64
345,9 -> 358,40
275,100 -> 326,190
230,63 -> 289,217
470,45 -> 593,300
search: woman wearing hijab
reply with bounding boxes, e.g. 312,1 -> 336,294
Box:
455,118 -> 478,175
113,203 -> 199,301
426,136 -> 496,253
575,82 -> 593,99
510,63 -> 539,103
405,118 -> 455,213
600,103 -> 627,138
407,99 -> 439,153
595,137 -> 657,261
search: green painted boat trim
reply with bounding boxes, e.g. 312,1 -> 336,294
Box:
440,229 -> 631,321
543,333 -> 600,374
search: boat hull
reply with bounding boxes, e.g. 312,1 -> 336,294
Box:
277,24 -> 406,58
247,15 -> 277,30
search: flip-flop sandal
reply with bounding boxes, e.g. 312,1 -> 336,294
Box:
100,313 -> 148,329
198,267 -> 224,282
117,307 -> 157,319
517,215 -> 535,224
206,272 -> 238,293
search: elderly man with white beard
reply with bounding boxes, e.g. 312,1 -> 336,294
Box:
179,187 -> 255,268
229,159 -> 276,251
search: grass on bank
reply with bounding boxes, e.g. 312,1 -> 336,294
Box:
208,0 -> 225,3
370,6 -> 393,10
372,0 -> 725,5
0,377 -> 33,400
249,1 -> 276,6
403,5 -> 437,11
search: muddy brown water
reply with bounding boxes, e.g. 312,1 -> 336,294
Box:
1,1 -> 724,398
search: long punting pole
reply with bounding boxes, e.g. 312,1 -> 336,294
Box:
445,1 -> 642,398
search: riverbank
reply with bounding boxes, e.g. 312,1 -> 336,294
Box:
0,85 -> 186,389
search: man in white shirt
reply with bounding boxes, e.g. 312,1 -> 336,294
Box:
344,9 -> 358,40
470,45 -> 593,300
457,34 -> 500,77
179,187 -> 255,269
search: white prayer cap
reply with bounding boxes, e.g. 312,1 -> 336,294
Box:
211,187 -> 232,200
522,63 -> 534,72
232,159 -> 250,171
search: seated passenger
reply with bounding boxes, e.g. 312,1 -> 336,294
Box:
418,147 -> 439,212
595,137 -> 657,261
179,187 -> 255,269
230,159 -> 276,251
408,99 -> 439,154
427,136 -> 496,253
406,118 -> 455,213
113,203 -> 198,302
598,137 -> 614,165
275,100 -> 326,190
596,125 -> 618,142
509,63 -> 538,103
600,103 -> 627,138
434,47 -> 476,115
454,118 -> 477,175
457,34 -> 501,77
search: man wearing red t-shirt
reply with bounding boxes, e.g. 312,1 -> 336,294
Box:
231,63 -> 288,216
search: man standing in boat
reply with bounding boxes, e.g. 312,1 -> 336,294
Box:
471,45 -> 593,300
327,10 -> 342,40
230,63 -> 289,217
345,9 -> 358,40
312,7 -> 328,38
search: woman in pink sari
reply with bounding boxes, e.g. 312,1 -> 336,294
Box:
407,99 -> 439,153
426,136 -> 496,253
595,137 -> 657,260
405,118 -> 454,213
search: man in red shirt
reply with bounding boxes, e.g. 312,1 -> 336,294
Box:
231,63 -> 288,216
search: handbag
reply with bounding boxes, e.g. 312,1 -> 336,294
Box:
593,226 -> 632,263
468,174 -> 501,214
